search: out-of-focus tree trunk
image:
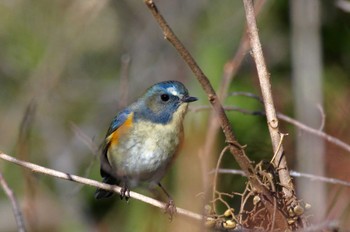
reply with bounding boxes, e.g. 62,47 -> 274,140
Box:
290,0 -> 325,223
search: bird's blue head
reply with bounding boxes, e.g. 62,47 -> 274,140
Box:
132,81 -> 197,124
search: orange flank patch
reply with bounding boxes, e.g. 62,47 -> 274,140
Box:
108,113 -> 134,146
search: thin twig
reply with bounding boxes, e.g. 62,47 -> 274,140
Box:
211,146 -> 230,213
214,168 -> 350,188
317,104 -> 326,131
289,171 -> 350,188
230,92 -> 264,104
191,104 -> 350,153
0,152 -> 203,221
270,133 -> 288,165
69,123 -> 99,194
276,113 -> 350,153
17,100 -> 37,231
70,123 -> 99,155
0,171 -> 27,232
243,0 -> 294,200
230,91 -> 350,153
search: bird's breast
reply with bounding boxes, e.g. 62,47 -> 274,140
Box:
107,111 -> 185,185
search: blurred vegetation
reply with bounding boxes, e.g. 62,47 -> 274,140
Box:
0,0 -> 349,231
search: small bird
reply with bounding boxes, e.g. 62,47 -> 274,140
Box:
95,80 -> 197,217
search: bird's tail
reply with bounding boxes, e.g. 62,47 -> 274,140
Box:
94,176 -> 118,199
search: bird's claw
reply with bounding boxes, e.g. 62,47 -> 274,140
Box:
120,186 -> 130,201
164,199 -> 177,221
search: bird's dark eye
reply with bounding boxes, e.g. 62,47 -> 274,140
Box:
160,94 -> 170,102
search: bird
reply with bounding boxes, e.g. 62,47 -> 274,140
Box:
95,80 -> 197,218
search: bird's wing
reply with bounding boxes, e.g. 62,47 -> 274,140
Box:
95,110 -> 133,199
100,110 -> 133,178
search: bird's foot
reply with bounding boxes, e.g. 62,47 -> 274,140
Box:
164,199 -> 177,221
120,185 -> 130,201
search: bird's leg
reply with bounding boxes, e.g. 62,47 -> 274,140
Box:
158,183 -> 177,220
120,180 -> 130,201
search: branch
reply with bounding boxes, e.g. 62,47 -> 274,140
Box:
0,152 -> 202,221
214,168 -> 350,188
199,0 -> 265,195
0,171 -> 26,232
242,0 -> 294,200
276,113 -> 350,153
190,105 -> 350,153
144,0 -> 275,204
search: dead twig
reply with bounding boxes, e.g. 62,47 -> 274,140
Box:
144,0 -> 276,207
214,168 -> 350,188
191,104 -> 350,154
243,0 -> 295,202
0,171 -> 27,232
200,0 -> 266,197
0,152 -> 202,221
211,146 -> 230,214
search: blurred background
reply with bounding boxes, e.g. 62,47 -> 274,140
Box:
0,0 -> 349,231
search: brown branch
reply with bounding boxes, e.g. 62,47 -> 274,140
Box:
0,171 -> 27,232
276,113 -> 350,153
242,0 -> 294,200
195,103 -> 350,156
214,168 -> 350,188
0,152 -> 202,221
199,0 -> 265,196
193,95 -> 350,154
144,0 -> 275,204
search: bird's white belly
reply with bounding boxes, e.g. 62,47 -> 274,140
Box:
108,119 -> 182,185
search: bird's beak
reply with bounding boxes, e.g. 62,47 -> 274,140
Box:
181,96 -> 198,103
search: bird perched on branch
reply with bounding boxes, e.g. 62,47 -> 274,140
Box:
95,80 -> 197,218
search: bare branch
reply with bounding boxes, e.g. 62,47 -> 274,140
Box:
199,0 -> 265,197
214,168 -> 350,188
0,152 -> 202,221
0,171 -> 26,232
317,104 -> 326,131
192,104 -> 350,154
243,0 -> 294,200
144,0 -> 276,205
211,146 -> 230,213
276,113 -> 350,153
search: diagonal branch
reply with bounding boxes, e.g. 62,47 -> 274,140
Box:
0,171 -> 27,232
200,0 -> 266,195
144,0 -> 275,204
0,152 -> 202,221
214,168 -> 350,188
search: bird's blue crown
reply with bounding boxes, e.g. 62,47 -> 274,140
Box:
130,81 -> 192,124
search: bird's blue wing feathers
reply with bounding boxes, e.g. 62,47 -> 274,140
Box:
96,109 -> 132,199
107,109 -> 132,135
